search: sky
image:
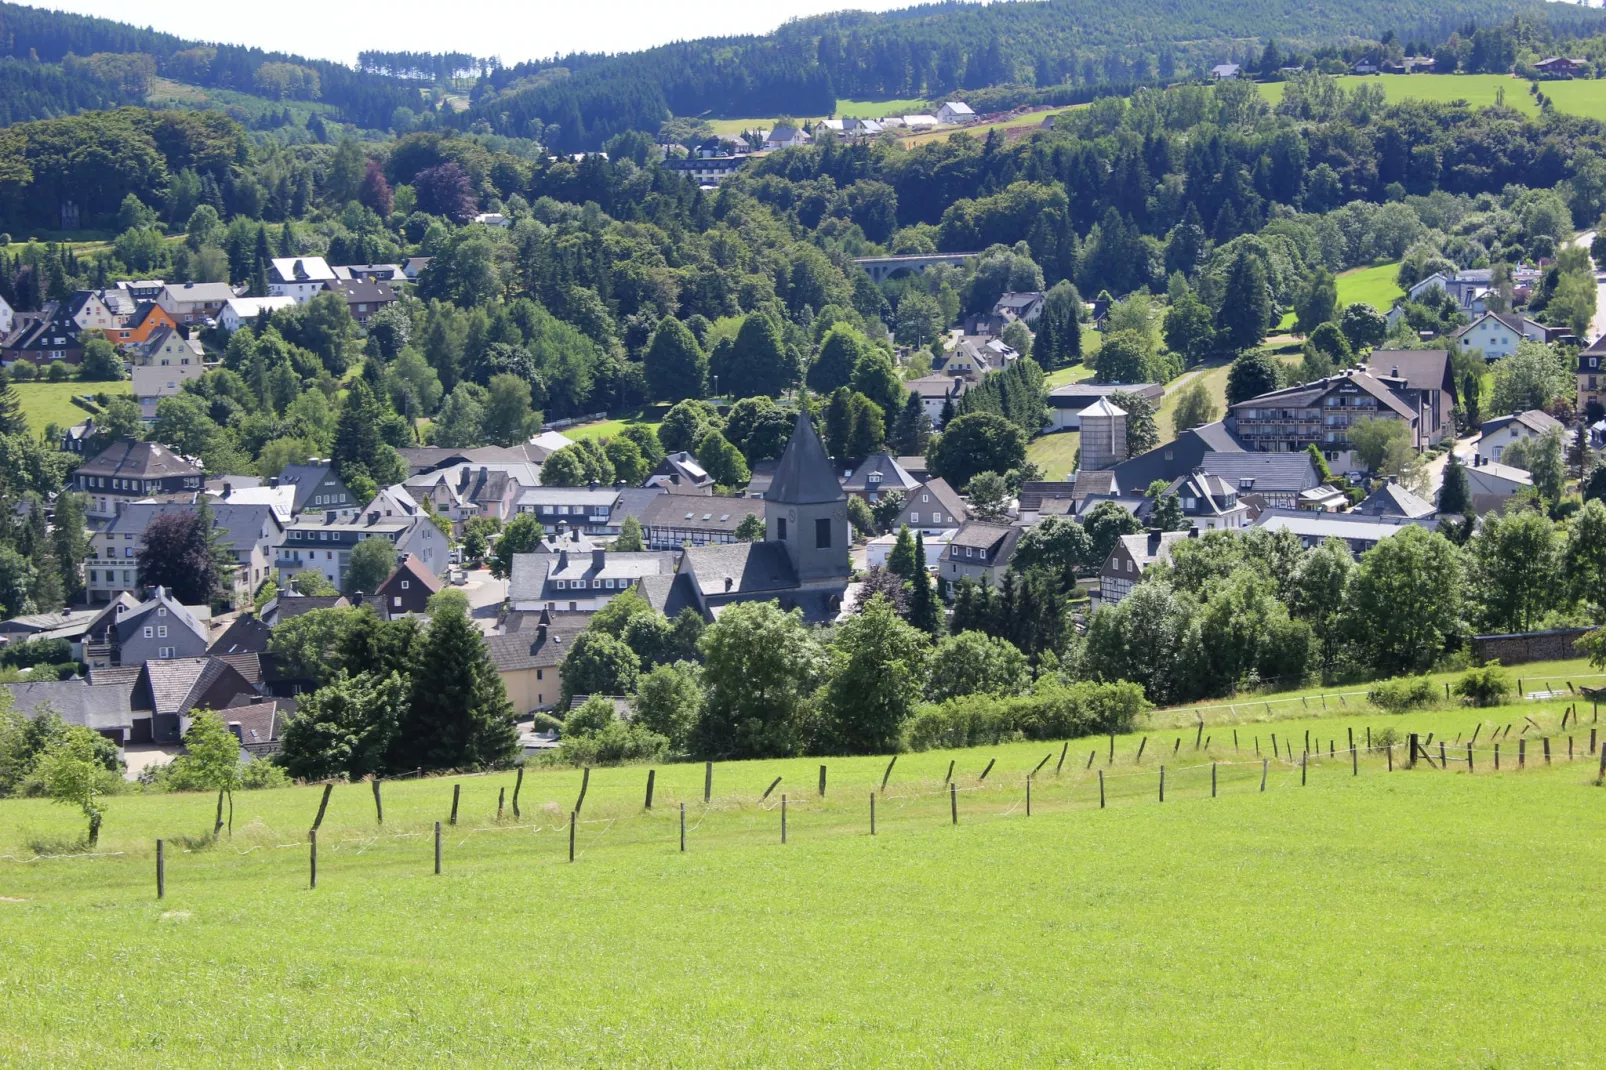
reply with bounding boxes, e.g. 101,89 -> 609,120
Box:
32,0 -> 930,65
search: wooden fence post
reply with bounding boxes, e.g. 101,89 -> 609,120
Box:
512,766 -> 523,818
1467,743 -> 1474,773
1598,743 -> 1606,779
1272,733 -> 1279,759
1211,762 -> 1217,798
1301,752 -> 1307,786
309,828 -> 317,890
680,802 -> 686,852
1098,769 -> 1106,809
433,821 -> 441,875
1570,737 -> 1575,761
1136,737 -> 1148,762
1352,746 -> 1358,776
881,755 -> 897,790
1387,743 -> 1392,772
156,839 -> 164,899
1026,776 -> 1032,817
1032,752 -> 1052,777
645,768 -> 656,809
1439,741 -> 1447,769
950,782 -> 958,825
1109,733 -> 1115,765
762,776 -> 782,800
1195,722 -> 1203,749
449,783 -> 460,826
1408,733 -> 1419,769
943,759 -> 954,785
1543,737 -> 1552,766
312,782 -> 333,831
1366,726 -> 1372,749
1234,729 -> 1239,753
1519,738 -> 1526,768
1086,749 -> 1096,770
569,812 -> 576,862
1495,743 -> 1500,770
870,792 -> 876,836
1260,759 -> 1268,792
1172,738 -> 1181,756
1056,741 -> 1068,775
819,764 -> 827,797
1159,765 -> 1165,803
574,766 -> 590,815
497,787 -> 505,820
372,778 -> 383,824
705,761 -> 713,803
1593,728 -> 1599,755
781,795 -> 787,844
979,758 -> 996,781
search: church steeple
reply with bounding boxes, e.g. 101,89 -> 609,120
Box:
766,410 -> 849,583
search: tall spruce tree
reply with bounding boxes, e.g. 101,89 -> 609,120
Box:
907,531 -> 941,635
392,601 -> 518,771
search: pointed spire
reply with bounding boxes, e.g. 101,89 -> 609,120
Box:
768,410 -> 845,504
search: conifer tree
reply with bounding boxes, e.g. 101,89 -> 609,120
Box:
393,601 -> 518,771
907,531 -> 941,635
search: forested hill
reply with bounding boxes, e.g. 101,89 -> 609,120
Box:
466,0 -> 1595,147
0,2 -> 417,128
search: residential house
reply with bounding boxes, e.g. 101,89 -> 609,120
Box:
1296,484 -> 1348,512
1253,509 -> 1433,556
938,521 -> 1022,589
1,303 -> 83,366
100,298 -> 176,347
908,374 -> 968,428
639,495 -> 764,549
322,278 -> 397,326
220,296 -> 297,333
275,463 -> 357,520
1210,63 -> 1242,79
402,257 -> 432,281
105,586 -> 211,664
1461,457 -> 1535,514
130,325 -> 205,367
397,442 -> 555,476
1477,409 -> 1565,464
1534,56 -> 1587,78
374,553 -> 443,618
509,548 -> 677,612
1356,480 -> 1437,519
259,593 -> 348,628
1047,382 -> 1162,431
60,290 -> 118,333
277,511 -> 448,592
86,501 -> 283,608
157,282 -> 236,325
840,452 -> 921,503
487,610 -> 592,713
267,257 -> 337,302
1579,335 -> 1606,415
1449,311 -> 1548,360
1225,370 -> 1424,474
1016,476 -> 1111,523
219,482 -> 296,524
132,364 -> 205,423
73,439 -> 204,522
673,410 -> 853,623
128,656 -> 263,743
1368,350 -> 1458,445
333,263 -> 404,282
890,478 -> 969,535
404,462 -> 540,528
513,487 -> 621,533
645,452 -> 715,493
1100,530 -> 1190,604
763,125 -> 810,151
1164,468 -> 1250,531
0,678 -> 138,746
662,151 -> 747,186
473,212 -> 511,228
0,293 -> 12,338
937,101 -> 975,123
992,291 -> 1046,326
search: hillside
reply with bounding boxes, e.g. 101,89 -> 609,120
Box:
465,0 -> 1595,147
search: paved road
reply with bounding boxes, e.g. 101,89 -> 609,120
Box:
458,567 -> 508,634
1569,230 -> 1606,344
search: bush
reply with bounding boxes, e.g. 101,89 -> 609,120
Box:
903,681 -> 1151,752
1372,726 -> 1402,751
239,759 -> 292,789
528,712 -> 563,734
562,696 -> 617,736
1453,662 -> 1514,708
1367,676 -> 1439,713
556,720 -> 668,766
0,638 -> 72,669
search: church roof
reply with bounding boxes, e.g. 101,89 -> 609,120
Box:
766,412 -> 845,505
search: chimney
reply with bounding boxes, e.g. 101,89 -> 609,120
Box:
570,527 -> 581,542
592,548 -> 606,570
537,620 -> 547,642
724,575 -> 734,591
588,480 -> 599,492
325,510 -> 336,523
351,591 -> 364,606
558,549 -> 569,570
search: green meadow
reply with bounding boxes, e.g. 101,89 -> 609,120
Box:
12,381 -> 130,436
1257,73 -> 1543,116
1277,260 -> 1404,331
2,660 -> 1604,1065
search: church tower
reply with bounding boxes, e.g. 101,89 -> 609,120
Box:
766,411 -> 850,583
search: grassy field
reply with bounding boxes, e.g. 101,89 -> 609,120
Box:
1156,360 -> 1231,440
1277,260 -> 1404,331
1257,73 -> 1542,116
559,409 -> 662,444
2,665 -> 1605,1065
702,99 -> 934,136
901,105 -> 1081,147
12,381 -> 130,435
1026,428 -> 1079,478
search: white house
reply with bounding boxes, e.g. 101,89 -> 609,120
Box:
267,257 -> 337,302
936,101 -> 975,124
1476,409 -> 1565,464
132,364 -> 205,423
763,125 -> 810,151
157,282 -> 236,325
220,296 -> 297,333
1450,312 -> 1549,360
473,213 -> 511,228
0,293 -> 12,338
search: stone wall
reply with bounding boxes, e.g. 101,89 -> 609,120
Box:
1471,628 -> 1594,666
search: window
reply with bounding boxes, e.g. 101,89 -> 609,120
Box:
911,512 -> 920,524
777,518 -> 787,540
555,580 -> 565,590
604,579 -> 614,589
934,513 -> 944,524
157,626 -> 167,638
393,596 -> 402,607
159,647 -> 174,659
157,608 -> 166,617
143,626 -> 153,638
815,518 -> 832,549
401,580 -> 410,590
921,494 -> 930,503
1126,559 -> 1133,573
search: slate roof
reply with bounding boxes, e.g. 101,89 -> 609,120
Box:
269,256 -> 336,283
486,617 -> 591,673
1370,349 -> 1456,400
1047,382 -> 1163,409
906,478 -> 970,523
378,554 -> 443,598
681,542 -> 799,596
0,679 -> 135,731
208,614 -> 272,656
397,444 -> 550,475
1481,409 -> 1564,438
640,494 -> 765,535
767,412 -> 844,504
1356,482 -> 1437,519
633,573 -> 701,618
78,438 -> 203,480
220,699 -> 280,746
275,464 -> 342,514
944,521 -> 1021,556
260,594 -> 349,626
1232,370 -> 1417,421
135,657 -> 252,717
1114,530 -> 1190,571
840,452 -> 921,495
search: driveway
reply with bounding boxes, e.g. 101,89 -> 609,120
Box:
457,568 -> 508,634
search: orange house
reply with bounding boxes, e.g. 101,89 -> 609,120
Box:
104,302 -> 176,346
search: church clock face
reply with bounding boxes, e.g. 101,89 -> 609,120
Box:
787,509 -> 798,523
833,506 -> 846,520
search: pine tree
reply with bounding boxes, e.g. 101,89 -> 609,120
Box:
0,376 -> 25,436
278,221 -> 295,257
888,525 -> 918,580
52,492 -> 87,604
907,531 -> 940,635
392,601 -> 519,771
892,393 -> 932,456
1439,451 -> 1473,516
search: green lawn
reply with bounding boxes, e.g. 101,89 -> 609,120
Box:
1026,428 -> 1080,478
1156,360 -> 1232,440
559,410 -> 662,444
1257,73 -> 1542,116
1277,260 -> 1404,331
13,380 -> 130,435
3,669 -> 1606,1064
